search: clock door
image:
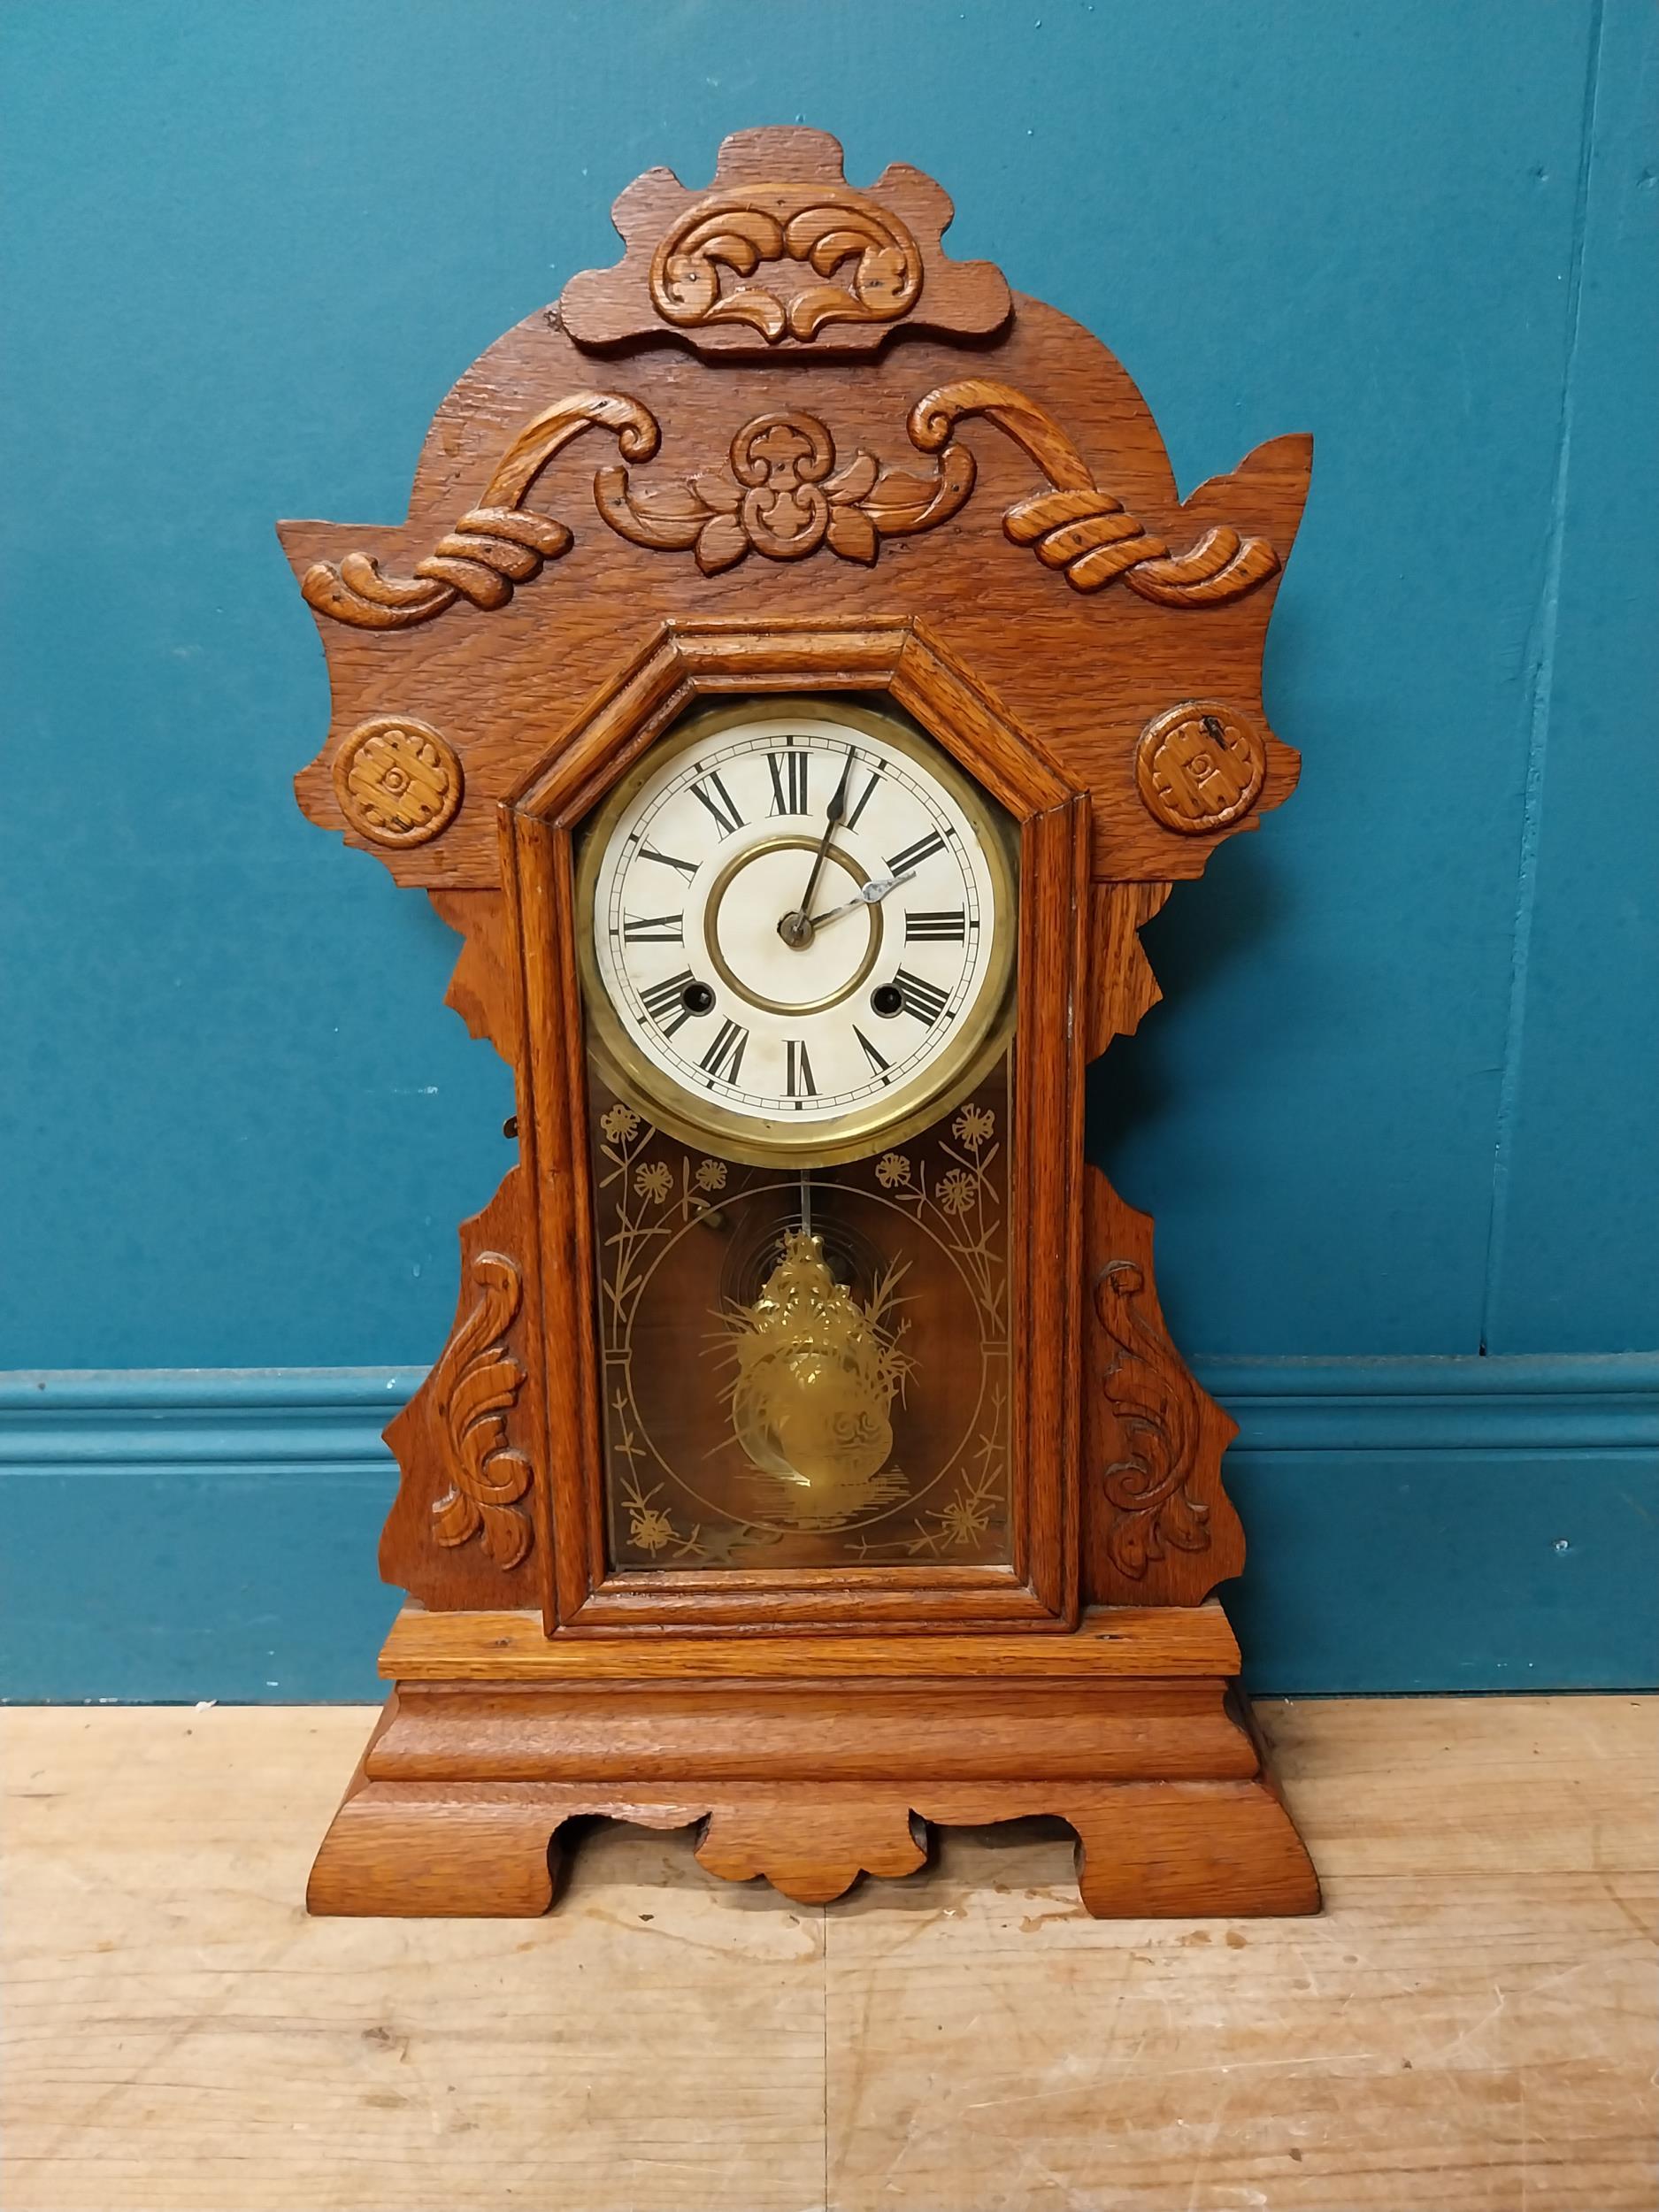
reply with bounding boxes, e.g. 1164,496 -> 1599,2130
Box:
509,639 -> 1088,1632
577,697 -> 1018,1574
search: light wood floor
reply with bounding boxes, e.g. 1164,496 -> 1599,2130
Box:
4,1696 -> 1654,2212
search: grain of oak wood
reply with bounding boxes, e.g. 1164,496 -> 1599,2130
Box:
378,1597 -> 1243,1677
311,1601 -> 1310,1915
4,1698 -> 1653,2212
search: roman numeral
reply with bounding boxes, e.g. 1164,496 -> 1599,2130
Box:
640,970 -> 699,1034
638,843 -> 697,879
886,828 -> 947,876
845,764 -> 882,830
891,967 -> 952,1025
904,908 -> 967,941
766,749 -> 810,816
785,1040 -> 816,1099
700,1018 -> 749,1084
689,770 -> 743,837
854,1026 -> 891,1078
621,912 -> 684,943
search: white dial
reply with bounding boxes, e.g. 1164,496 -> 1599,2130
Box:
577,699 -> 1016,1164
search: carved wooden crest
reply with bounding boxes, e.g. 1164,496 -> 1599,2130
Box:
559,126 -> 1011,356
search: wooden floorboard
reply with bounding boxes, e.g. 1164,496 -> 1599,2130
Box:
3,1696 -> 1654,2211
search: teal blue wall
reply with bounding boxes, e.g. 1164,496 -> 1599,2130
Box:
3,2 -> 1655,1698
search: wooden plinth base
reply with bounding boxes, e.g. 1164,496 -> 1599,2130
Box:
308,1604 -> 1319,1918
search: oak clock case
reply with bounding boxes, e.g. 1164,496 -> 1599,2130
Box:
284,126 -> 1322,1921
576,695 -> 1019,1577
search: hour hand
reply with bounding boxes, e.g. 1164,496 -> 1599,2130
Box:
808,870 -> 916,927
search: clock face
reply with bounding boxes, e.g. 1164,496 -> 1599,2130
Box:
577,698 -> 1017,1164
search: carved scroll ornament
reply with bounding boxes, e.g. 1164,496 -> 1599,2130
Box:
651,188 -> 921,342
912,381 -> 1282,604
1092,1259 -> 1211,1580
557,128 -> 1011,353
302,381 -> 1279,628
430,1251 -> 534,1569
300,392 -> 657,630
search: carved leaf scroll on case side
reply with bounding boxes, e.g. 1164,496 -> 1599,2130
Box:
430,1251 -> 534,1570
1092,1259 -> 1212,1579
1081,1166 -> 1244,1608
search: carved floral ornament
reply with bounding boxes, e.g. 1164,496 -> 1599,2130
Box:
595,407 -> 973,572
301,380 -> 1281,628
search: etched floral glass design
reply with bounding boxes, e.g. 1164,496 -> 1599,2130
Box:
588,1064 -> 1014,1571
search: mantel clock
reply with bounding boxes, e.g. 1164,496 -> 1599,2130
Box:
284,129 -> 1320,1917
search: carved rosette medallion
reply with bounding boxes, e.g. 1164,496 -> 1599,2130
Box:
1134,702 -> 1268,833
332,717 -> 463,847
430,1251 -> 534,1569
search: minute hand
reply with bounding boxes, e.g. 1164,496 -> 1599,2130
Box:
808,870 -> 915,927
797,748 -> 855,912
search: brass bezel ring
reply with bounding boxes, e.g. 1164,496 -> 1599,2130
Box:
572,695 -> 1018,1169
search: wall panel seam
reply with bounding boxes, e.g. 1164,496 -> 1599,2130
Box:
1479,0 -> 1609,1354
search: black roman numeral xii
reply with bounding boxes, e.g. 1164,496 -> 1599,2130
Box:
767,749 -> 810,816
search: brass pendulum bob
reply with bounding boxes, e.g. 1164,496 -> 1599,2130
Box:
728,1224 -> 903,1527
